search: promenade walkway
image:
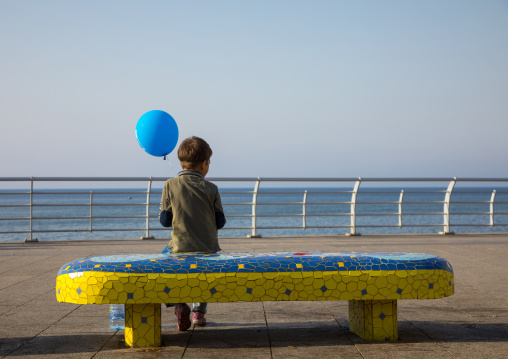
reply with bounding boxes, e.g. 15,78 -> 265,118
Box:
1,234 -> 507,358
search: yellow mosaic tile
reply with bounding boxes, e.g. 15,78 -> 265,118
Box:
56,269 -> 454,305
125,303 -> 161,348
349,299 -> 398,341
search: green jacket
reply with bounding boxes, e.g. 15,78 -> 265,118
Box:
159,170 -> 226,253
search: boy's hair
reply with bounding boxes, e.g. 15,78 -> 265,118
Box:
178,136 -> 213,169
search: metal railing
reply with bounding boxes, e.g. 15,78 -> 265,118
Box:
1,177 -> 508,241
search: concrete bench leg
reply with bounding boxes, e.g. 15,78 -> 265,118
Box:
125,303 -> 161,347
348,300 -> 398,341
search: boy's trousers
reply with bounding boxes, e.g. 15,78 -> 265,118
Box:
162,245 -> 208,314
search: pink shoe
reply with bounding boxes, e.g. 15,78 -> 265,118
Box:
175,304 -> 191,331
192,312 -> 206,326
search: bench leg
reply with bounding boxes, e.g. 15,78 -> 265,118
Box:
124,304 -> 161,348
348,300 -> 398,341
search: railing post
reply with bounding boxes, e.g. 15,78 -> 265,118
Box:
398,190 -> 404,228
440,179 -> 456,235
24,177 -> 38,242
347,178 -> 361,236
302,190 -> 308,230
141,177 -> 155,240
248,178 -> 262,238
89,191 -> 93,233
490,190 -> 496,227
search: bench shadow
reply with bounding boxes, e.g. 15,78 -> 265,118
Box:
188,321 -> 508,345
2,321 -> 508,355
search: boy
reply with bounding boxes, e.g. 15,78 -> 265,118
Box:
159,136 -> 226,331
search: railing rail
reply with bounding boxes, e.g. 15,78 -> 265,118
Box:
1,177 -> 508,241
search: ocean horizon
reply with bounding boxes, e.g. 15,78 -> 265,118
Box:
1,186 -> 508,242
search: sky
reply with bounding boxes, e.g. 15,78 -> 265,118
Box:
1,0 -> 507,180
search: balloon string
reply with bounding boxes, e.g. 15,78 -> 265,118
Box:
167,160 -> 175,172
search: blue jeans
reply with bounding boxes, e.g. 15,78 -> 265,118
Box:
162,245 -> 208,314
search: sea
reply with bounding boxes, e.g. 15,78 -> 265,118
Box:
1,186 -> 508,242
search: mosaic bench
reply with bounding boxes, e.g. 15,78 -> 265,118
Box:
56,251 -> 454,348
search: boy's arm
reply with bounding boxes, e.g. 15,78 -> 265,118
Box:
159,206 -> 173,227
159,183 -> 173,227
214,189 -> 226,229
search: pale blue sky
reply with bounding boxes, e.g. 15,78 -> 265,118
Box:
1,1 -> 507,179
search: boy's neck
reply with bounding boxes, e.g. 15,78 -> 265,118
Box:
182,168 -> 205,177
182,160 -> 209,177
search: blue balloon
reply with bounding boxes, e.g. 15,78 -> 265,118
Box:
136,110 -> 179,158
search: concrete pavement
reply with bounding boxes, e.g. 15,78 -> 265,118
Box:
1,233 -> 507,358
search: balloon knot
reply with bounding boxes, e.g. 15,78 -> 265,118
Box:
163,156 -> 167,160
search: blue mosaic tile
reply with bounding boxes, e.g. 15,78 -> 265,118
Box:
321,285 -> 327,293
246,288 -> 252,294
429,283 -> 434,289
142,317 -> 147,323
361,289 -> 367,296
396,288 -> 403,294
57,252 -> 454,278
379,313 -> 386,320
76,288 -> 82,295
164,287 -> 170,294
127,293 -> 133,299
285,289 -> 291,296
210,288 -> 217,295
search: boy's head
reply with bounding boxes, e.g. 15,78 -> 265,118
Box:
178,136 -> 212,173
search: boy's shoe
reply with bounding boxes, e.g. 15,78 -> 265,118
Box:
192,311 -> 206,326
175,304 -> 191,331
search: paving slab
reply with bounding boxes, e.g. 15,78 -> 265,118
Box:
3,301 -> 77,326
183,347 -> 272,359
355,345 -> 454,359
204,301 -> 267,325
183,325 -> 271,359
0,255 -> 54,274
263,301 -> 335,323
0,337 -> 37,358
5,333 -> 114,358
0,275 -> 35,290
0,305 -> 17,316
268,322 -> 347,342
66,303 -> 107,317
436,341 -> 508,359
272,343 -> 363,359
42,313 -> 113,335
